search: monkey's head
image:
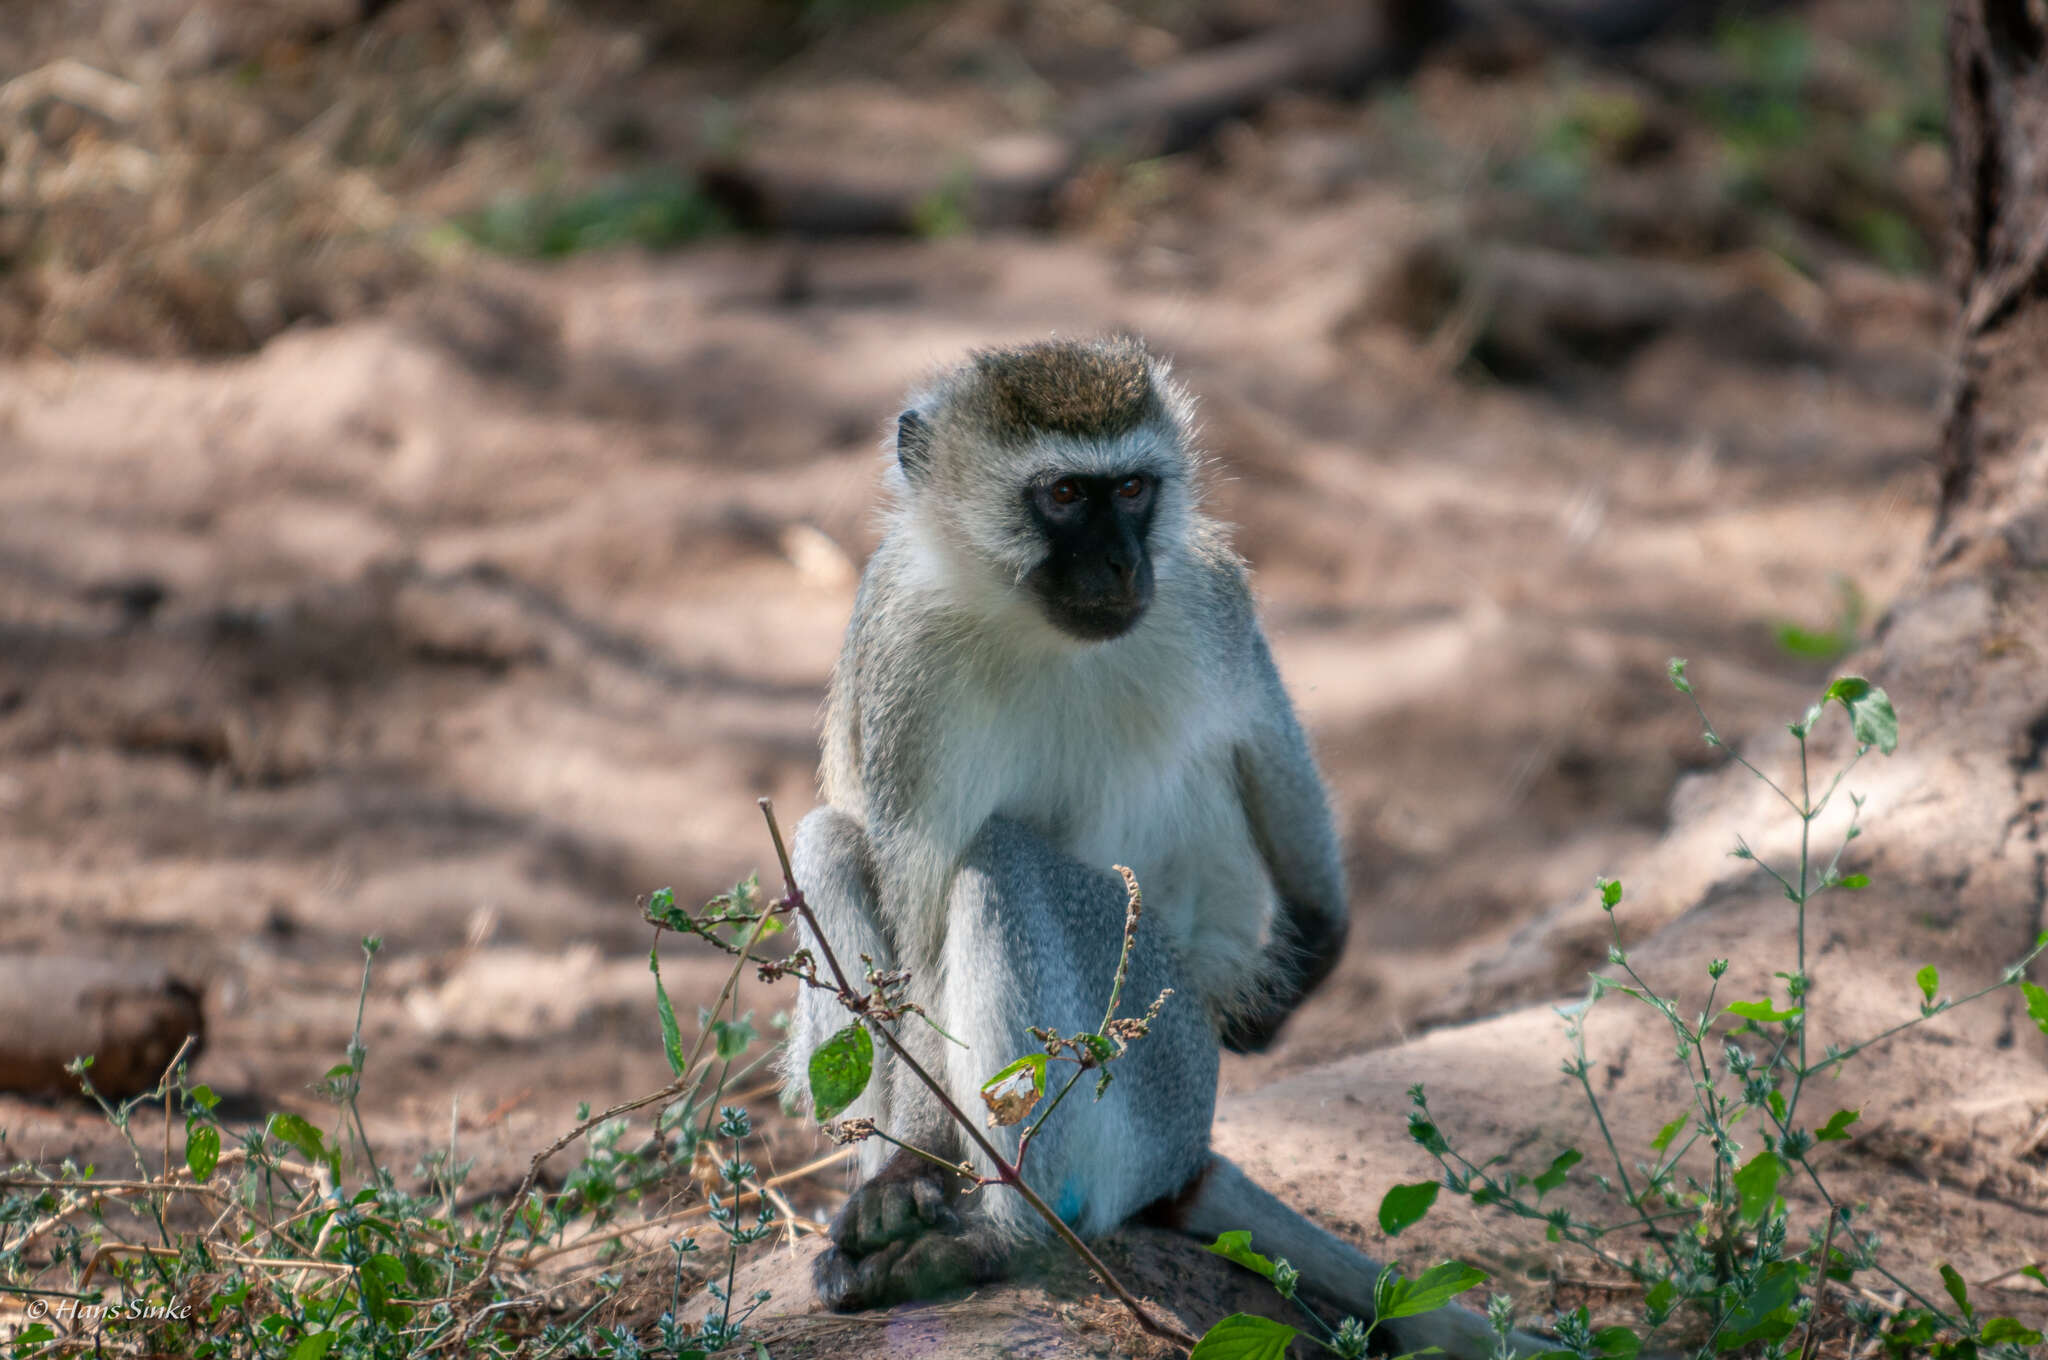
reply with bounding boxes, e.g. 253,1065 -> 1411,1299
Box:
892,336 -> 1201,644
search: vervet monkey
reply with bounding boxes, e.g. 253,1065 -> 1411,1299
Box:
783,338 -> 1539,1358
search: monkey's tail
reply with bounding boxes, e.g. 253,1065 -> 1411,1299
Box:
1161,1155 -> 1553,1360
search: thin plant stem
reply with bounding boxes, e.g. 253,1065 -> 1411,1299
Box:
1100,865 -> 1143,1035
1794,731 -> 1812,1120
1797,1207 -> 1840,1360
1565,1027 -> 1678,1272
344,938 -> 385,1184
1015,1065 -> 1090,1171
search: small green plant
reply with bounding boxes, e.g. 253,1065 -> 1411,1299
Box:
455,173 -> 730,258
1772,576 -> 1865,663
910,165 -> 976,240
1388,661 -> 2048,1358
1197,1233 -> 1494,1360
1,913 -> 809,1357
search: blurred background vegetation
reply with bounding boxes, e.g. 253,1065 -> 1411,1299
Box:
0,0 -> 1951,358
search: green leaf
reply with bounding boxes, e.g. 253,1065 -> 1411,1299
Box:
14,1324 -> 55,1347
1725,999 -> 1803,1024
1815,1109 -> 1860,1142
289,1334 -> 336,1360
1377,1180 -> 1440,1236
1205,1230 -> 1277,1282
186,1122 -> 221,1182
1713,1260 -> 1803,1351
1885,1310 -> 1938,1347
1776,623 -> 1852,662
650,945 -> 688,1078
1650,1114 -> 1688,1154
982,1053 -> 1049,1098
1734,1151 -> 1783,1222
1982,1317 -> 2044,1345
1375,1262 -> 1402,1321
1598,878 -> 1623,910
2019,980 -> 2048,1035
1383,1261 -> 1489,1319
188,1083 -> 221,1112
645,886 -> 683,928
1941,1263 -> 1972,1320
359,1252 -> 408,1327
1916,965 -> 1939,1005
1837,873 -> 1870,889
267,1113 -> 331,1170
1531,1148 -> 1582,1199
1592,1326 -> 1643,1360
1824,677 -> 1898,754
2021,1264 -> 2047,1290
808,1024 -> 873,1122
1187,1313 -> 1298,1360
711,1013 -> 757,1062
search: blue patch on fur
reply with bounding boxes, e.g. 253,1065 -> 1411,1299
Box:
1054,1181 -> 1087,1226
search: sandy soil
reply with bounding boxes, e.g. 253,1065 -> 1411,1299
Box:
4,0 -> 2041,1351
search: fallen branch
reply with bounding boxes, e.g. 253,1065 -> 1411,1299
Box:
700,8 -> 1436,236
0,59 -> 145,125
0,956 -> 204,1101
512,1147 -> 852,1268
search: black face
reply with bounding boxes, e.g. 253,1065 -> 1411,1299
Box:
1022,472 -> 1158,641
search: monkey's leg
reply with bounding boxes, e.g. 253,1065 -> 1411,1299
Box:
788,808 -> 974,1305
815,814 -> 1219,1310
787,808 -> 899,1163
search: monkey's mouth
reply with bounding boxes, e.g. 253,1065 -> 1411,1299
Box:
1026,555 -> 1155,643
1041,592 -> 1150,642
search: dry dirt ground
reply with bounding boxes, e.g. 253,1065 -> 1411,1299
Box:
2,0 -> 2043,1352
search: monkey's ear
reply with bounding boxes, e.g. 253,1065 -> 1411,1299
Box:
896,409 -> 933,481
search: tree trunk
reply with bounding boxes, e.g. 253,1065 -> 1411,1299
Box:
1937,1 -> 2048,569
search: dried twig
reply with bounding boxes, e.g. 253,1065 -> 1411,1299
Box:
513,1147 -> 852,1267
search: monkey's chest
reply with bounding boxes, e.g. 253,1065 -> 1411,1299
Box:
976,709 -> 1277,957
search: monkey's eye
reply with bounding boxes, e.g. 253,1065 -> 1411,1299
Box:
1116,475 -> 1148,499
1049,479 -> 1082,506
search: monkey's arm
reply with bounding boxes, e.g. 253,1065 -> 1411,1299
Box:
1222,632 -> 1349,1054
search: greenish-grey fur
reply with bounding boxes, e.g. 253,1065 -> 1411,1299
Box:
783,337 -> 1546,1358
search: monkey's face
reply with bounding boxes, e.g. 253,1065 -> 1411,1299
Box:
1020,471 -> 1157,641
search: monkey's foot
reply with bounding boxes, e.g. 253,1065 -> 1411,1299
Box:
831,1161 -> 958,1257
813,1225 -> 1005,1310
816,1160 -> 1007,1310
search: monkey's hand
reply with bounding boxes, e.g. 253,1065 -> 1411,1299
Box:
1221,900 -> 1348,1054
1218,1003 -> 1291,1055
814,1152 -> 1004,1310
